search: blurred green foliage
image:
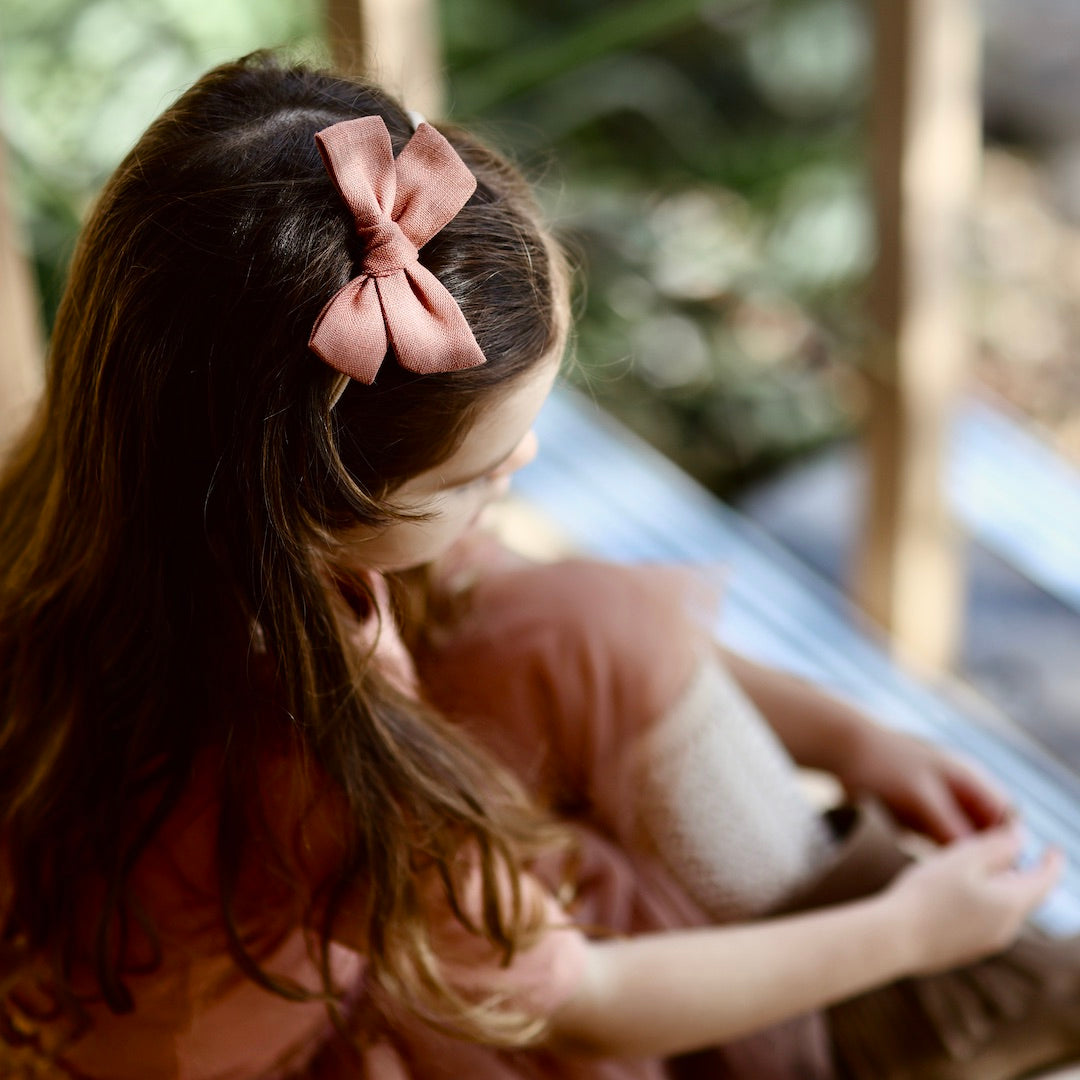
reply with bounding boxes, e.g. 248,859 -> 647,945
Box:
1,0 -> 324,319
2,0 -> 872,494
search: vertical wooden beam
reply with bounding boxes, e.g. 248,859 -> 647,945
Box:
325,0 -> 445,119
0,135 -> 44,452
855,0 -> 980,672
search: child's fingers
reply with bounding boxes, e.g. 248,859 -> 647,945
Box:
914,781 -> 976,843
947,763 -> 1016,827
891,830 -> 1062,973
1006,847 -> 1065,908
962,821 -> 1025,872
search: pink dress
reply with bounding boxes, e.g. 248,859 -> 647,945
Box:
0,547 -> 832,1080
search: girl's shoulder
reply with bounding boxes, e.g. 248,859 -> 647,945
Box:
417,533 -> 723,762
427,531 -> 718,673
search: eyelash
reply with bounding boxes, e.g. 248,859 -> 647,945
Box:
451,473 -> 492,494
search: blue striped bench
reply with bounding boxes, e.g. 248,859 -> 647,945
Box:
951,397 -> 1080,616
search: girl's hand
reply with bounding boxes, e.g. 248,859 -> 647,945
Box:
837,726 -> 1015,843
716,651 -> 1016,843
886,824 -> 1063,975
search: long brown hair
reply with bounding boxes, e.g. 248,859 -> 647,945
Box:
0,53 -> 564,1049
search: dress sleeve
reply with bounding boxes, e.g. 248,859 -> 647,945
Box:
277,772 -> 590,1030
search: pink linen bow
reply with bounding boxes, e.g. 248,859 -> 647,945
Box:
308,116 -> 486,384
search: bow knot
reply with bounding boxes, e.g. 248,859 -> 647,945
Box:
308,116 -> 487,385
356,219 -> 418,277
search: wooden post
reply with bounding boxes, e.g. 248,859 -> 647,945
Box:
0,135 -> 44,452
854,0 -> 980,672
325,0 -> 445,119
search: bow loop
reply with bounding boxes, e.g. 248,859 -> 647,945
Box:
308,116 -> 486,385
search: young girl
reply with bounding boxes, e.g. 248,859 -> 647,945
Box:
1,52 -> 1077,1080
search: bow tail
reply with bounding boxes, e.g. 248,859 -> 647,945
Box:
379,267 -> 486,376
308,276 -> 389,384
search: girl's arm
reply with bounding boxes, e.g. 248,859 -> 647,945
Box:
719,647 -> 1014,842
547,826 -> 1061,1059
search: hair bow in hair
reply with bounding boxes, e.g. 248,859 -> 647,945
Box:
308,116 -> 486,384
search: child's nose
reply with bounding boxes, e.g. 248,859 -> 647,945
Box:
489,432 -> 539,497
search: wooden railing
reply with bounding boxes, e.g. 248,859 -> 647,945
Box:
324,0 -> 444,119
855,0 -> 979,672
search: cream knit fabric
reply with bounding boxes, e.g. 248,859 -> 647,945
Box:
636,654 -> 834,921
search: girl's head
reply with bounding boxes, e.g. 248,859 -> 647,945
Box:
0,53 -> 566,1043
39,51 -> 565,581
